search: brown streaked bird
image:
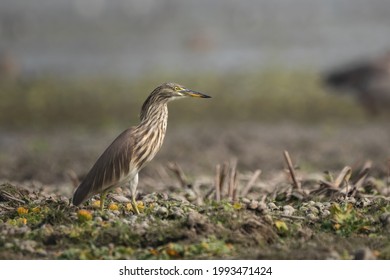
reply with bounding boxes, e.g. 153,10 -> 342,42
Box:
72,82 -> 210,213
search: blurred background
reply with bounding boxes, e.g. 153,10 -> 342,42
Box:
1,0 -> 390,192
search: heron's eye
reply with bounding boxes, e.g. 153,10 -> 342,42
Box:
174,86 -> 182,91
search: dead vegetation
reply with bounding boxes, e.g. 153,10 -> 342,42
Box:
1,150 -> 390,260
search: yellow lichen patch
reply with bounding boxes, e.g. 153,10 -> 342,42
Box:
31,207 -> 40,213
17,217 -> 27,225
126,201 -> 145,213
17,207 -> 29,215
108,203 -> 119,211
165,243 -> 180,258
200,241 -> 209,249
333,223 -> 341,230
274,220 -> 288,232
226,243 -> 234,250
233,202 -> 242,210
92,200 -> 101,209
136,201 -> 145,212
77,209 -> 92,222
126,203 -> 133,211
149,248 -> 159,256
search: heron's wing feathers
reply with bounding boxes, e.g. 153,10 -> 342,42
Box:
72,128 -> 135,206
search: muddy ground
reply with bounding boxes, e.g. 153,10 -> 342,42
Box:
1,122 -> 390,259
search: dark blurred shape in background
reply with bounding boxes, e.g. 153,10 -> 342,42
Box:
0,50 -> 20,81
323,51 -> 390,115
1,0 -> 390,184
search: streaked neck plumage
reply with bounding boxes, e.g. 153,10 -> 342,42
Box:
131,94 -> 169,170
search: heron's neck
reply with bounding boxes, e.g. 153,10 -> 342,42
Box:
138,103 -> 168,133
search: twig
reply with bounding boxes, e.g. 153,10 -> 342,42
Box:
283,150 -> 301,190
204,187 -> 215,200
167,162 -> 188,188
274,214 -> 306,221
0,190 -> 25,204
353,161 -> 372,188
228,159 -> 237,200
387,159 -> 390,196
220,162 -> 229,198
215,164 -> 221,201
241,169 -> 262,197
334,166 -> 352,188
0,204 -> 14,210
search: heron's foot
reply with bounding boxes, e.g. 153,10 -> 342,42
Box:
100,191 -> 108,211
132,198 -> 140,215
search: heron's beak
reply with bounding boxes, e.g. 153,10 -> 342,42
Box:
180,89 -> 211,98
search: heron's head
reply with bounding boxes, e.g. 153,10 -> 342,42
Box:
154,82 -> 211,101
140,82 -> 210,121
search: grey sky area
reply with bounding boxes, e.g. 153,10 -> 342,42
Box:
1,0 -> 390,78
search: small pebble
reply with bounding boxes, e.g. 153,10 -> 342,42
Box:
345,197 -> 356,204
106,212 -> 116,219
307,213 -> 318,221
171,207 -> 184,218
314,202 -> 324,210
267,202 -> 278,211
185,190 -> 197,202
241,198 -> 250,204
308,206 -> 319,215
36,248 -> 48,257
321,210 -> 331,218
263,214 -> 273,224
19,240 -> 37,254
140,221 -> 149,230
323,202 -> 331,208
299,206 -> 308,212
282,205 -> 295,216
248,200 -> 259,210
156,206 -> 168,216
112,210 -> 120,216
356,197 -> 371,208
379,212 -> 390,227
256,202 -> 267,211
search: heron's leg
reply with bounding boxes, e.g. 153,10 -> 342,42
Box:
129,173 -> 140,214
100,189 -> 108,211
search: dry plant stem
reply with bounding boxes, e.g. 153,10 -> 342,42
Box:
215,164 -> 221,201
0,190 -> 25,203
387,159 -> 390,196
220,162 -> 228,198
354,161 -> 372,188
241,169 -> 262,197
228,159 -> 237,200
275,214 -> 306,221
283,150 -> 301,190
233,188 -> 238,201
167,162 -> 188,188
334,166 -> 352,188
0,204 -> 14,210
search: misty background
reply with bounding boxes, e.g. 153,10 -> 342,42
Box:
2,0 -> 390,79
